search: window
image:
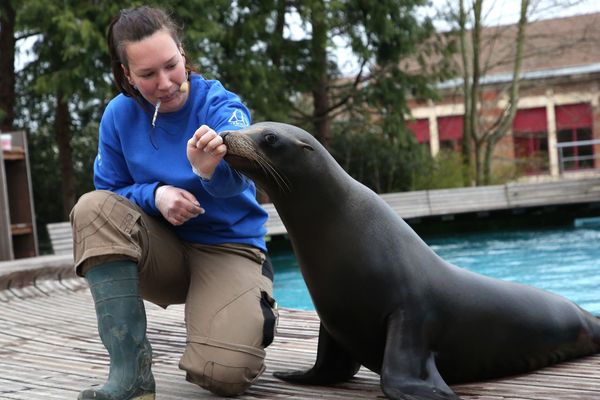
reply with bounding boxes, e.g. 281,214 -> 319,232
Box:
437,115 -> 463,152
556,103 -> 594,171
557,128 -> 593,170
513,132 -> 549,158
512,131 -> 549,174
512,108 -> 549,174
407,118 -> 430,144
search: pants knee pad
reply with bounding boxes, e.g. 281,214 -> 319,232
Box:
70,190 -> 113,223
180,342 -> 266,397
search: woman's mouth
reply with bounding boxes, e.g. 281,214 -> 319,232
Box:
159,91 -> 177,104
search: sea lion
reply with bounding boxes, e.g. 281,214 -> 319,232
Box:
220,122 -> 600,400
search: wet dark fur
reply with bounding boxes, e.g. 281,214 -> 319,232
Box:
222,122 -> 600,400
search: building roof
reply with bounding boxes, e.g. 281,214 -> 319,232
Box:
438,62 -> 600,89
416,11 -> 600,89
481,11 -> 600,75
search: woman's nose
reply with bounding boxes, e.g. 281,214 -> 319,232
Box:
156,70 -> 170,89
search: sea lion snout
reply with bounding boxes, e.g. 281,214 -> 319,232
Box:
222,130 -> 258,159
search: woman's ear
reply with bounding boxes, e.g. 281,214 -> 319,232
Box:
121,64 -> 133,85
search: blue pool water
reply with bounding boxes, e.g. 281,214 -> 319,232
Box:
270,226 -> 600,314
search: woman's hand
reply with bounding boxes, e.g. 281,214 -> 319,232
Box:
155,185 -> 204,225
187,125 -> 226,180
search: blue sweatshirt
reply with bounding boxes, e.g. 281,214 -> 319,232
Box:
94,74 -> 268,251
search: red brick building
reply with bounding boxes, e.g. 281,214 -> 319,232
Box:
407,12 -> 600,180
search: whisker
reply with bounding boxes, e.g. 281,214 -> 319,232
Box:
255,152 -> 291,192
255,157 -> 283,190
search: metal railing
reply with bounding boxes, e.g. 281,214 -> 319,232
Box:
556,139 -> 600,174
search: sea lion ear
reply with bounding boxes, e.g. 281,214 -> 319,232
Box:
297,140 -> 315,151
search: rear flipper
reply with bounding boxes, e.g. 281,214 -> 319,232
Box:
273,323 -> 361,385
381,310 -> 461,400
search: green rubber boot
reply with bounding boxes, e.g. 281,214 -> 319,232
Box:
79,261 -> 155,400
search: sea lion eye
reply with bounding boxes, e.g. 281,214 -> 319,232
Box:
264,133 -> 278,145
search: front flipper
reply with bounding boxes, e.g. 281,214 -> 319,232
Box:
381,310 -> 460,400
273,323 -> 361,385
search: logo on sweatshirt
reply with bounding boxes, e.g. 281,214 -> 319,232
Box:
228,109 -> 249,127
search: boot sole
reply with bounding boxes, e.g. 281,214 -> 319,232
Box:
79,392 -> 155,400
134,395 -> 155,400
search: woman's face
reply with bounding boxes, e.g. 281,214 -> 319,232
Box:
123,29 -> 188,113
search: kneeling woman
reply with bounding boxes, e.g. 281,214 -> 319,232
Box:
70,6 -> 277,400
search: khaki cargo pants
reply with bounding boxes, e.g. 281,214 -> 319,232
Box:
70,190 -> 278,396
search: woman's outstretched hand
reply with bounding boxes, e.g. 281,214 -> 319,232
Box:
187,125 -> 226,180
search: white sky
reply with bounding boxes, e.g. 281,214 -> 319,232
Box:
424,0 -> 600,29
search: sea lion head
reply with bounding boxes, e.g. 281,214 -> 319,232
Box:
221,122 -> 319,194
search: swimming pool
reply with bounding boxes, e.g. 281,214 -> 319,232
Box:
270,226 -> 600,314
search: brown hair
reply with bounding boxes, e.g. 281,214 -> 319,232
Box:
107,6 -> 189,102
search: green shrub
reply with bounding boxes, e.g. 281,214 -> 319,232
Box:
411,149 -> 466,190
329,122 -> 429,193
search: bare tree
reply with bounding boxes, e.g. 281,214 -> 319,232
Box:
451,0 -> 598,185
458,0 -> 530,185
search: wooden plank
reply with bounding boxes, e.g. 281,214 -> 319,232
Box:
381,190 -> 431,218
261,203 -> 287,237
10,224 -> 33,236
507,179 -> 600,208
427,185 -> 509,215
1,147 -> 25,161
46,222 -> 74,256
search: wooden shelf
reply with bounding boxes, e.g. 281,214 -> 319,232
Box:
11,223 -> 33,236
2,147 -> 25,160
0,131 -> 38,261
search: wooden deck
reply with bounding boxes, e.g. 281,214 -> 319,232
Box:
0,266 -> 599,399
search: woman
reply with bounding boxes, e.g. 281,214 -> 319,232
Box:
70,6 -> 277,400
